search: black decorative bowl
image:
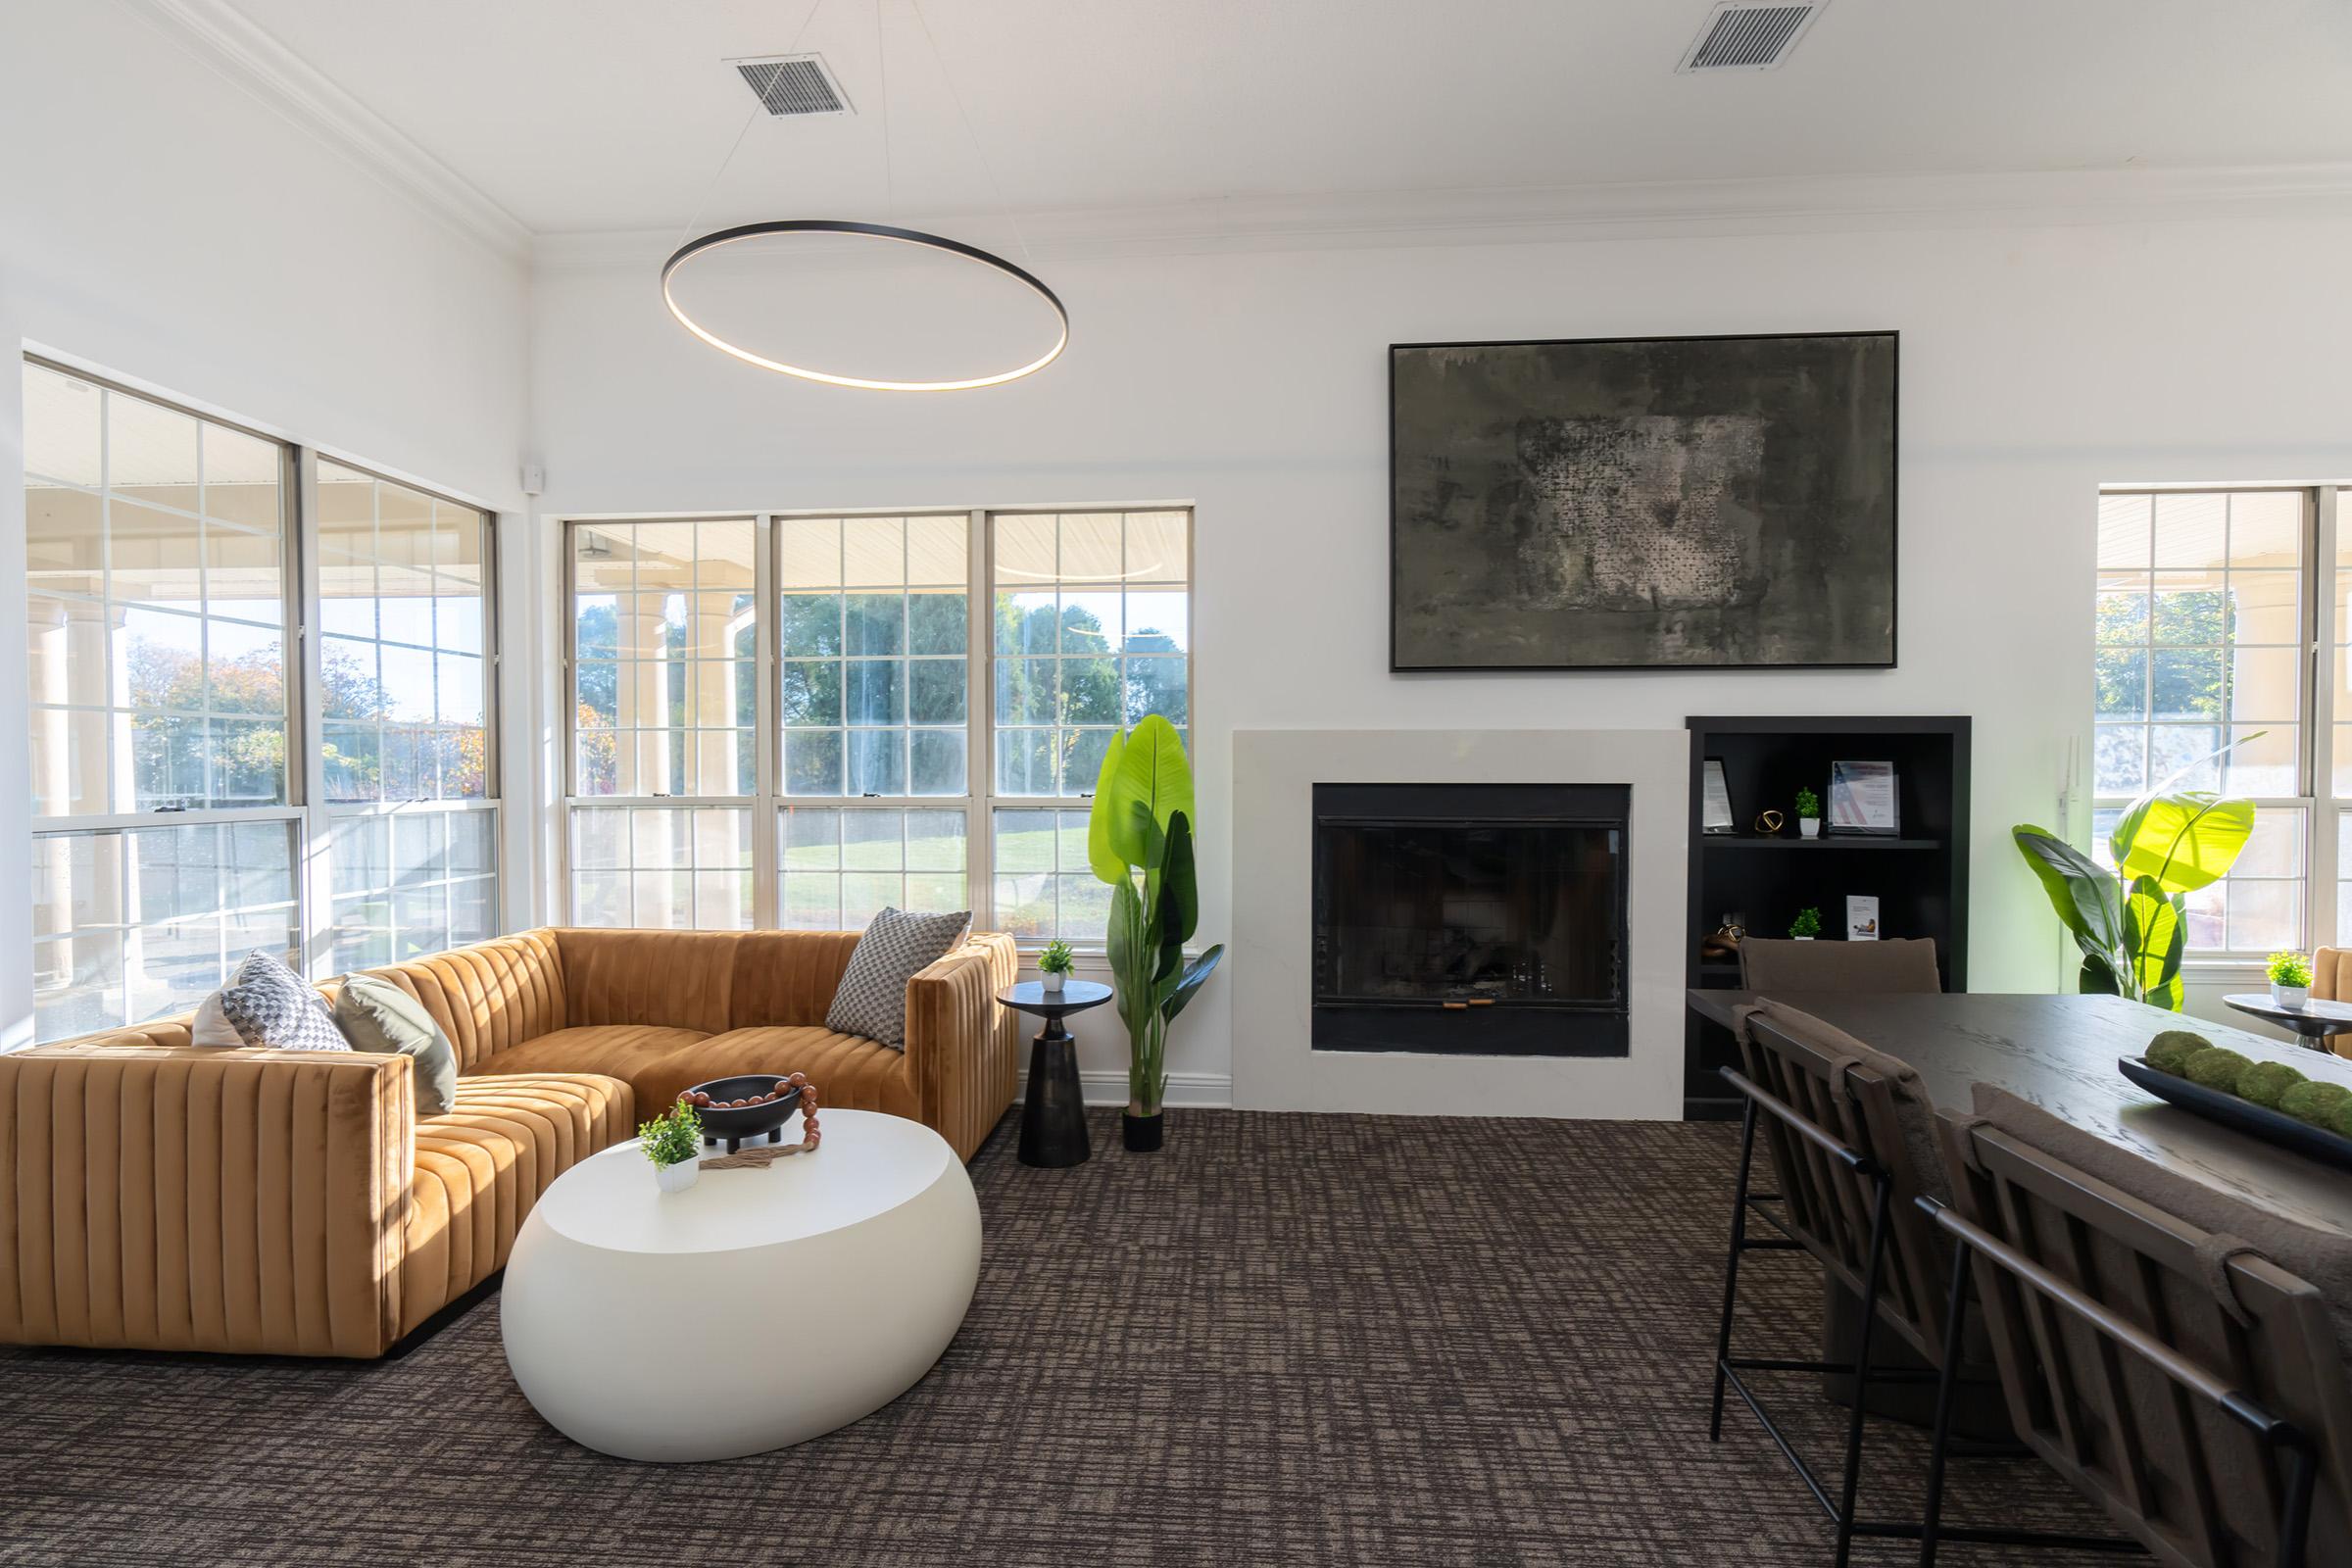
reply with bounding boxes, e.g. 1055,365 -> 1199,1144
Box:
685,1075 -> 805,1153
2119,1056 -> 2352,1173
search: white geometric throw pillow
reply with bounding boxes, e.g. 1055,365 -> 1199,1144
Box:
191,950 -> 350,1053
825,906 -> 971,1050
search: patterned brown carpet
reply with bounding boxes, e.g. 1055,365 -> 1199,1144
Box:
0,1110 -> 2134,1566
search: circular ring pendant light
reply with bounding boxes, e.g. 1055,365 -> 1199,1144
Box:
662,219 -> 1068,392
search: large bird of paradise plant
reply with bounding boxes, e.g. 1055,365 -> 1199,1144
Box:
2013,742 -> 2259,1009
1086,715 -> 1224,1121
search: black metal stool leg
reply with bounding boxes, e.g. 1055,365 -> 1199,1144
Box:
1833,1173 -> 1893,1568
1917,1235 -> 1974,1568
1710,1097 -> 1760,1443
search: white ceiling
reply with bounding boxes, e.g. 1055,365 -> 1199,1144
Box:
215,0 -> 2352,238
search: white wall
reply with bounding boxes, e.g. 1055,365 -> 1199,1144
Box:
533,210 -> 2352,1103
0,0 -> 533,1043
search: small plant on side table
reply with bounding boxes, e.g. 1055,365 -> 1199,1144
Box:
641,1097 -> 704,1192
1789,906 -> 1824,941
2269,950 -> 2314,1009
1038,939 -> 1075,995
1793,786 -> 1822,840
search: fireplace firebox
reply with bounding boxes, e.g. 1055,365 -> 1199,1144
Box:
1311,782 -> 1630,1055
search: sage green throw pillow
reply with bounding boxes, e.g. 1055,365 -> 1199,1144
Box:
333,973 -> 458,1116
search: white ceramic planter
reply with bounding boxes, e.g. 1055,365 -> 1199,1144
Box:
653,1151 -> 700,1193
1793,935 -> 1815,942
1799,817 -> 1821,839
2273,982 -> 2310,1009
1041,971 -> 1065,994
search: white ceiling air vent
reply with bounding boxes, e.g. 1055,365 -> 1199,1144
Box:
1676,3 -> 1828,73
729,53 -> 854,117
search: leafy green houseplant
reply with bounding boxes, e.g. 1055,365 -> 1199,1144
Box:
1788,906 -> 1823,940
1792,786 -> 1822,840
2013,753 -> 2258,1010
1086,714 -> 1225,1151
640,1098 -> 703,1192
1037,939 -> 1075,995
2269,950 -> 2314,1008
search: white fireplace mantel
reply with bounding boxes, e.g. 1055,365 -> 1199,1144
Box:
1229,728 -> 1690,1119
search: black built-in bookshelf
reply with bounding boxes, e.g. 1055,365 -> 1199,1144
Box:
1683,715 -> 1972,1119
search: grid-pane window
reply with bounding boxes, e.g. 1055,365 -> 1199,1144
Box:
990,808 -> 1111,943
24,361 -> 305,1041
988,509 -> 1189,944
326,809 -> 499,971
2093,489 -> 2309,955
317,462 -> 491,803
779,515 -> 968,798
992,510 -> 1189,798
31,822 -> 298,1041
779,808 -> 967,929
24,361 -> 289,814
570,805 -> 753,930
572,520 -> 757,798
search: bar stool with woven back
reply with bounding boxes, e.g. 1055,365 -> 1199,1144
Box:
1920,1086 -> 2352,1567
1711,999 -> 2140,1565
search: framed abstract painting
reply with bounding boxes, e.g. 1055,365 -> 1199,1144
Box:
1389,330 -> 1897,671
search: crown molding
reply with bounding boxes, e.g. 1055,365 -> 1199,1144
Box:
122,0 -> 532,262
534,162 -> 2352,272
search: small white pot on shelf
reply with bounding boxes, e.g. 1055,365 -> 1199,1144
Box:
2273,982 -> 2310,1009
1799,817 -> 1821,839
654,1151 -> 701,1193
1041,970 -> 1066,995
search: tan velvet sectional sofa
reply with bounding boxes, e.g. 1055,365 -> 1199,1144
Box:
0,926 -> 1018,1358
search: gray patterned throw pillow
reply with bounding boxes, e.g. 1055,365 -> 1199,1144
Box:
825,906 -> 971,1049
195,950 -> 350,1053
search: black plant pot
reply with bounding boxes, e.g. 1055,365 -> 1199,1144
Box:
1121,1110 -> 1165,1152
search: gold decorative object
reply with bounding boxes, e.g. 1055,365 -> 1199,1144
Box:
1754,809 -> 1786,836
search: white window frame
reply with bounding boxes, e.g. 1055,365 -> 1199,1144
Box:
2093,483 -> 2340,966
558,505 -> 1196,953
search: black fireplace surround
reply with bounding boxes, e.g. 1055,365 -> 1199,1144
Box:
1311,782 -> 1631,1056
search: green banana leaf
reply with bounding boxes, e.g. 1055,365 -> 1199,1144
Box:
1163,947 -> 1224,1022
2122,876 -> 2185,1006
1086,728 -> 1131,885
2108,793 -> 2256,895
2012,825 -> 2127,957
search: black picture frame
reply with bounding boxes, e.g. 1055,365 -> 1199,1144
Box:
1389,330 -> 1899,673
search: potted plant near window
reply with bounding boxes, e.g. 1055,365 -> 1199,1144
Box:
1793,786 -> 1822,839
1037,940 -> 1075,995
1789,906 -> 1823,942
1086,714 -> 1225,1152
2269,950 -> 2314,1009
640,1098 -> 703,1193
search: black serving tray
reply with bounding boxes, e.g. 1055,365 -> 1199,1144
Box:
2118,1056 -> 2352,1173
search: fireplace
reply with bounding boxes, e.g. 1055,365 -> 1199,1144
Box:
1310,782 -> 1631,1056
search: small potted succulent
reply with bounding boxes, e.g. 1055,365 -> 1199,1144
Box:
640,1097 -> 704,1192
1037,939 -> 1076,996
1789,906 -> 1824,942
2269,950 -> 2314,1009
1793,786 -> 1823,840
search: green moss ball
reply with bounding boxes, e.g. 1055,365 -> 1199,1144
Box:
2182,1047 -> 2254,1094
2238,1060 -> 2308,1109
2144,1030 -> 2213,1076
2278,1080 -> 2352,1130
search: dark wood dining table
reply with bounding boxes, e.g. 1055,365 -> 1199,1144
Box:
1687,989 -> 2352,1238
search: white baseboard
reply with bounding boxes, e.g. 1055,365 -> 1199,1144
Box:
1015,1068 -> 1233,1108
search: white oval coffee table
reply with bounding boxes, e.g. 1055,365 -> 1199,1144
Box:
501,1107 -> 980,1462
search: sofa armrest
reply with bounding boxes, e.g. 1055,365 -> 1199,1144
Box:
904,932 -> 1021,1161
0,1043 -> 413,1356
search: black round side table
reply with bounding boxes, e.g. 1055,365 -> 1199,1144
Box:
2221,993 -> 2352,1054
999,979 -> 1112,1168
